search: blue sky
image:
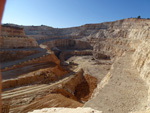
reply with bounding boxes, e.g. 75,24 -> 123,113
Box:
2,0 -> 150,28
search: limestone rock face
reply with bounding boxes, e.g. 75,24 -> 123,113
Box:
61,69 -> 84,95
22,18 -> 150,41
1,37 -> 38,48
93,38 -> 133,59
133,40 -> 150,105
59,50 -> 92,61
84,18 -> 150,113
43,39 -> 92,50
0,25 -> 38,48
1,25 -> 26,37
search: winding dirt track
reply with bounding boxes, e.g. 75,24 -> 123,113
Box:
2,69 -> 79,100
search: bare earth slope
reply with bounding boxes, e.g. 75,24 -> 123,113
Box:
84,51 -> 148,113
2,18 -> 150,113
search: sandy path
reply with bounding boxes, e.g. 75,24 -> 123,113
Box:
2,71 -> 77,100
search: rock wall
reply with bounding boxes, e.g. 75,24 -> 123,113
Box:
2,52 -> 60,71
93,38 -> 133,59
1,25 -> 26,37
84,18 -> 150,112
43,39 -> 92,50
61,69 -> 85,95
2,68 -> 97,113
92,18 -> 150,60
2,52 -> 65,89
59,50 -> 92,62
21,18 -> 150,42
133,40 -> 150,106
1,37 -> 38,48
0,25 -> 38,48
99,19 -> 150,109
0,50 -> 39,63
2,65 -> 68,89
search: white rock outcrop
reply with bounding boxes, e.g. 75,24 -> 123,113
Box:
29,107 -> 102,113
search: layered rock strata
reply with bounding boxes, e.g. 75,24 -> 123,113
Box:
1,25 -> 26,37
0,25 -> 38,48
2,69 -> 97,113
42,39 -> 92,50
22,18 -> 150,42
84,18 -> 150,113
2,18 -> 150,113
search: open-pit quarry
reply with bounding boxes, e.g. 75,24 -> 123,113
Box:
1,18 -> 150,113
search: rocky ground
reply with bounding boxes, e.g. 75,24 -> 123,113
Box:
2,18 -> 150,113
66,56 -> 111,80
85,51 -> 148,113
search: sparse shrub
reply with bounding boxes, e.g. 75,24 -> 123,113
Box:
137,16 -> 141,19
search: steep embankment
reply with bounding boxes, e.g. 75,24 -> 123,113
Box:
42,39 -> 92,50
2,69 -> 98,113
22,18 -> 150,42
85,51 -> 148,113
0,24 -> 38,48
133,40 -> 150,107
84,18 -> 150,113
